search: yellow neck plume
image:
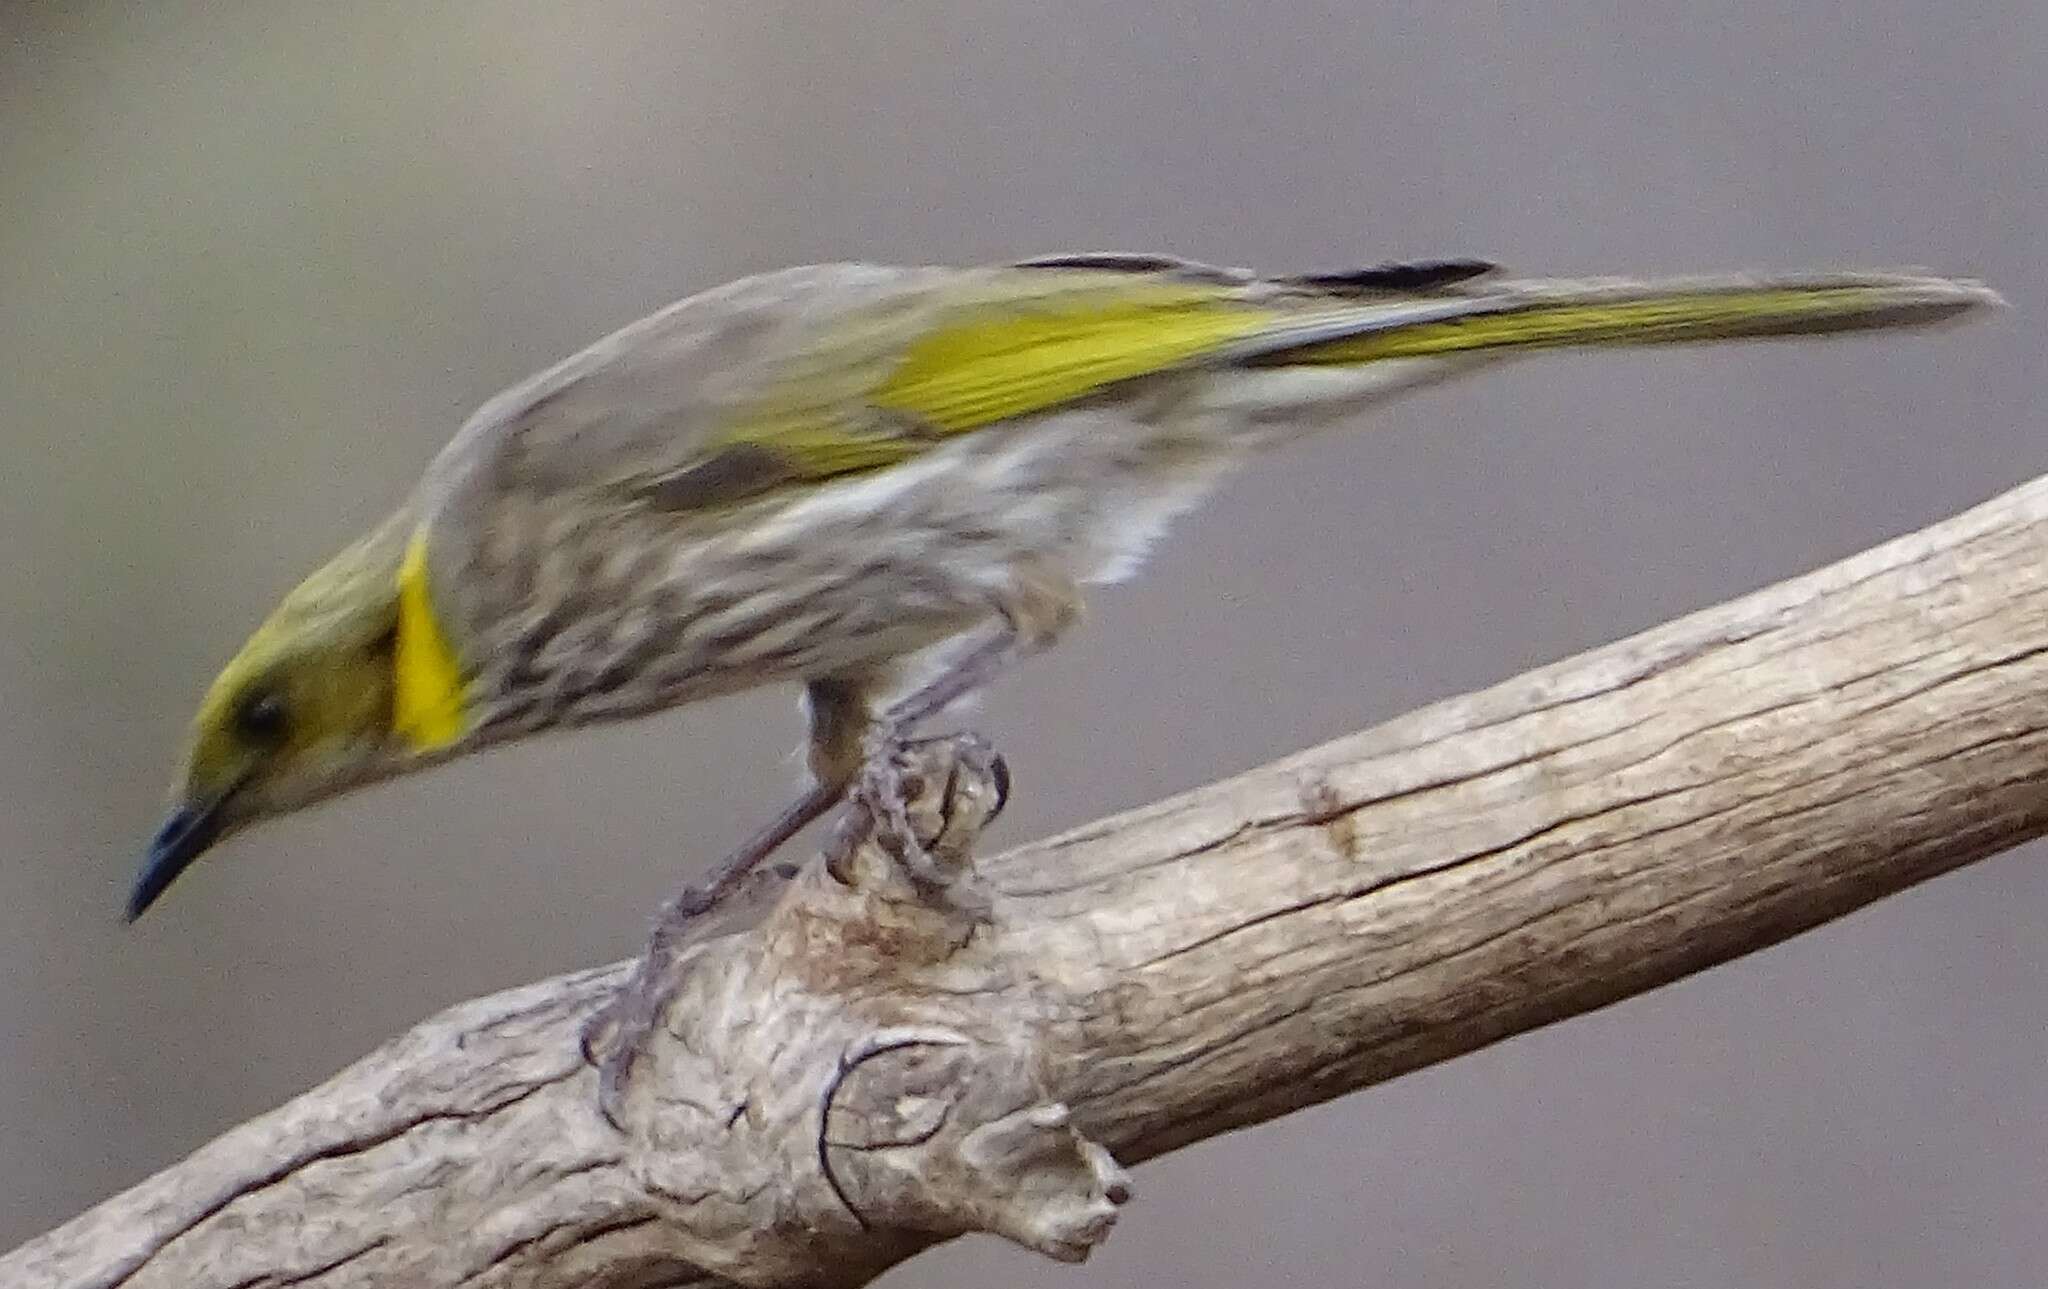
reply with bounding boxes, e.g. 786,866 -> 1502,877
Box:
393,528 -> 468,752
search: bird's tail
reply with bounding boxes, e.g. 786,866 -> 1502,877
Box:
1206,270 -> 2001,423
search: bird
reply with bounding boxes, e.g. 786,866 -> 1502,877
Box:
128,251 -> 1998,1109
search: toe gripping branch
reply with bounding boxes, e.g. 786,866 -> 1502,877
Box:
602,734 -> 1132,1285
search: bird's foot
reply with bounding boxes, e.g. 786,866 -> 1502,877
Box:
828,731 -> 1009,917
579,733 -> 1007,1130
579,944 -> 677,1131
580,858 -> 799,1130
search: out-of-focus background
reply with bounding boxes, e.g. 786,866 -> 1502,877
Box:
3,3 -> 2042,1283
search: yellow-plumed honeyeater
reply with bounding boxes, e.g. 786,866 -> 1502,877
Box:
133,254 -> 1998,931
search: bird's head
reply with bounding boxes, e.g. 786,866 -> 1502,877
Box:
129,518 -> 430,920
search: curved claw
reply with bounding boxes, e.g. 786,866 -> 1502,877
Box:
985,752 -> 1011,823
596,1040 -> 641,1132
580,956 -> 677,1132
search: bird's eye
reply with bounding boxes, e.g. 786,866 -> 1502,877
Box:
235,689 -> 289,745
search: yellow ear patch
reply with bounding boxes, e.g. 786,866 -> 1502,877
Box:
394,529 -> 468,752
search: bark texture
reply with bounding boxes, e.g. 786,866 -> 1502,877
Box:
10,473 -> 2048,1289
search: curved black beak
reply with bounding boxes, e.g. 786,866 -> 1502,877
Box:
127,798 -> 226,922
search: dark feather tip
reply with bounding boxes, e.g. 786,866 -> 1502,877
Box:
1288,258 -> 1500,293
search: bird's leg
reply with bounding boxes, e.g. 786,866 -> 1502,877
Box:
842,630 -> 1021,900
847,563 -> 1081,897
580,677 -> 876,1127
581,567 -> 1078,1127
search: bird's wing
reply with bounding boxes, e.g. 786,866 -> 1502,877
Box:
431,260 -> 1286,512
593,259 -> 1510,511
438,258 -> 1992,517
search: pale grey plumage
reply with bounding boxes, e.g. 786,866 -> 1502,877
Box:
400,258 -> 1993,746
131,251 -> 1997,936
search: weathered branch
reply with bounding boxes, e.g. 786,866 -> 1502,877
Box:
11,471 -> 2048,1289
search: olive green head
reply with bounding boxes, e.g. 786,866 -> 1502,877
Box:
130,522 -> 414,920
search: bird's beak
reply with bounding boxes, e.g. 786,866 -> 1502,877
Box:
127,794 -> 229,922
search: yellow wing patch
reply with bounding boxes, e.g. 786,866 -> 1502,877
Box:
681,282 -> 1282,499
394,529 -> 468,752
869,285 -> 1277,433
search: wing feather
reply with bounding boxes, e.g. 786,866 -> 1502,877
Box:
437,258 -> 1992,521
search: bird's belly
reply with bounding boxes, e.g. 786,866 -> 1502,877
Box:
470,409 -> 1241,729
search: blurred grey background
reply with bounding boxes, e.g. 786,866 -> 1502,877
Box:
2,3 -> 2042,1284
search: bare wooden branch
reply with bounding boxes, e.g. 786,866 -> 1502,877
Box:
11,471 -> 2048,1289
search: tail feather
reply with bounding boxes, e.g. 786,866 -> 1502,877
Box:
1233,272 -> 2002,368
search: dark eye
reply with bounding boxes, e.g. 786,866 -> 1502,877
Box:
235,689 -> 289,745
